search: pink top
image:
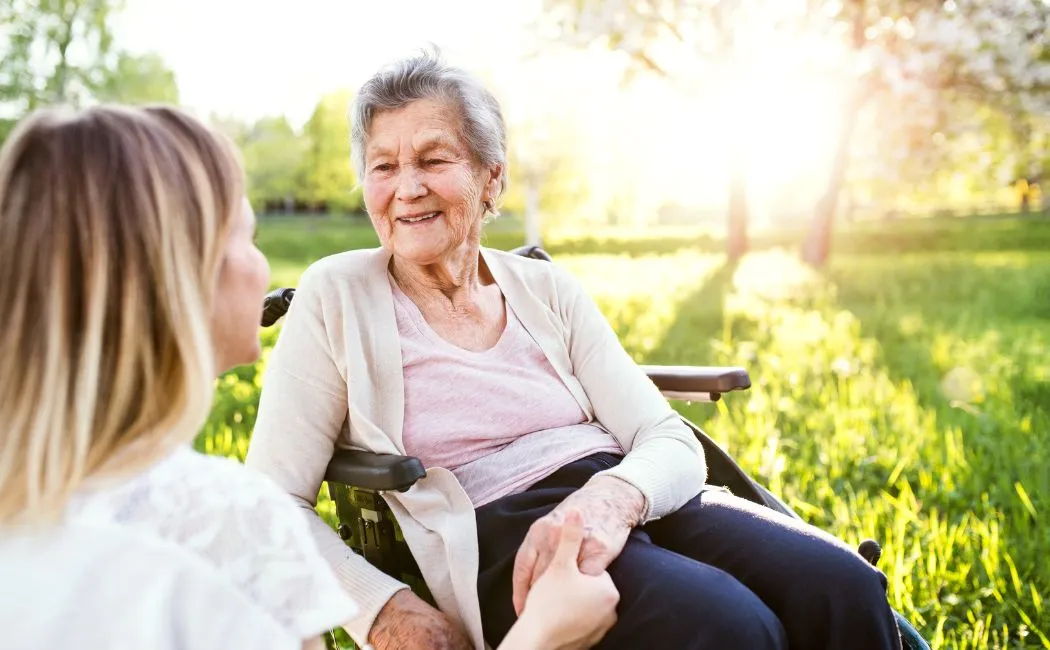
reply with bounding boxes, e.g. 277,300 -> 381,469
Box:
389,276 -> 623,507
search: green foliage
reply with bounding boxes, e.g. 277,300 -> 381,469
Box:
240,116 -> 307,209
502,118 -> 594,225
0,0 -> 180,148
299,89 -> 361,213
211,90 -> 362,216
200,215 -> 1049,648
0,0 -> 120,110
195,333 -> 274,463
94,52 -> 180,105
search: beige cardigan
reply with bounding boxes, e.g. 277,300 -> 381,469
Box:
246,246 -> 707,649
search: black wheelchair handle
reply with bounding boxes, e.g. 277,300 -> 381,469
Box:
261,287 -> 296,327
508,244 -> 554,262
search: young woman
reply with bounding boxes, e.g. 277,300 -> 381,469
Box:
0,105 -> 616,650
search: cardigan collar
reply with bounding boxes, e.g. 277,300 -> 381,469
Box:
359,244 -> 588,455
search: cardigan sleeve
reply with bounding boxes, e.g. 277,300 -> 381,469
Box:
550,264 -> 708,522
246,264 -> 408,647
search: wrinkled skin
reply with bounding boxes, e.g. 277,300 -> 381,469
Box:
369,590 -> 473,650
500,509 -> 621,650
512,475 -> 646,616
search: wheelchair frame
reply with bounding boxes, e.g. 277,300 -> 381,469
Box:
260,245 -> 931,650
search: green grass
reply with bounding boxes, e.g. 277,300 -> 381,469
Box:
201,215 -> 1050,649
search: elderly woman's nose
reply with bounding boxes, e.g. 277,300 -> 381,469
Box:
395,165 -> 427,199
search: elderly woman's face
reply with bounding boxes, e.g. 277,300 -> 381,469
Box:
362,98 -> 498,264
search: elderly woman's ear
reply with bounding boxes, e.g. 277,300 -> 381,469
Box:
483,163 -> 504,214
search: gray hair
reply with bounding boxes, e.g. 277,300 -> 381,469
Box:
350,48 -> 508,207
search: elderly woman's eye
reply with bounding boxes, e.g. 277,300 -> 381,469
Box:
372,163 -> 394,173
423,159 -> 446,167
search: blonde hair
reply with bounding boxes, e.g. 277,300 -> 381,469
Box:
0,105 -> 244,524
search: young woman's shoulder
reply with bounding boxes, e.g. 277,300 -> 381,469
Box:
0,520 -> 301,650
71,447 -> 357,640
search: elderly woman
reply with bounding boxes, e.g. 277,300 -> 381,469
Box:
246,51 -> 903,650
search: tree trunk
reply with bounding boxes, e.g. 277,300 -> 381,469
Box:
801,0 -> 866,267
52,2 -> 82,105
727,167 -> 748,262
726,137 -> 749,262
1043,131 -> 1049,216
1014,115 -> 1034,215
800,88 -> 862,267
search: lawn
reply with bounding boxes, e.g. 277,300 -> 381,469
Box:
199,214 -> 1050,649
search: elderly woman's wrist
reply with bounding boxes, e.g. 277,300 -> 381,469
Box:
368,589 -> 425,646
584,475 -> 647,526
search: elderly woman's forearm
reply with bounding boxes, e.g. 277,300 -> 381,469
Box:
553,266 -> 707,521
368,590 -> 472,650
287,494 -> 413,646
597,435 -> 707,522
579,475 -> 646,527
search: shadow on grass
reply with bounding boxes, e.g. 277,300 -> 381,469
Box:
641,259 -> 740,366
635,258 -> 754,477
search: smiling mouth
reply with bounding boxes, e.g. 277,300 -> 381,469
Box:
398,212 -> 441,224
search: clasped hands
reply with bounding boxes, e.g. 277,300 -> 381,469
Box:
368,476 -> 645,650
511,475 -> 645,616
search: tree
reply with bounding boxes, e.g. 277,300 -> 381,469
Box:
797,0 -> 873,266
240,116 -> 306,212
0,0 -> 118,110
95,51 -> 179,105
803,0 -> 1050,262
503,113 -> 596,243
0,1 -> 180,144
841,1 -> 1050,220
298,89 -> 361,214
546,0 -> 1050,265
207,114 -> 252,146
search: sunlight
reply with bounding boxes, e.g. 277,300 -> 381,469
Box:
708,58 -> 849,226
738,77 -> 843,191
111,0 -> 859,227
728,249 -> 824,304
572,63 -> 849,227
611,27 -> 853,228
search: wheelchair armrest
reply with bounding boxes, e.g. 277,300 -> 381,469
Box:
324,449 -> 426,493
641,365 -> 751,401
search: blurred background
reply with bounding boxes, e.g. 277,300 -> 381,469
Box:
3,1 -> 1047,648
4,0 -> 1047,246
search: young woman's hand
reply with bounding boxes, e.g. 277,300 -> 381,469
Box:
501,509 -> 620,650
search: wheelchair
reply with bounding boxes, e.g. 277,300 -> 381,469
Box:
260,245 -> 931,650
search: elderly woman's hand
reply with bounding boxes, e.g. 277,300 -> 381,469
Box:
500,509 -> 619,650
369,589 -> 473,650
511,475 -> 645,616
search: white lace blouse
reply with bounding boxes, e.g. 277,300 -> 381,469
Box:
0,446 -> 358,650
